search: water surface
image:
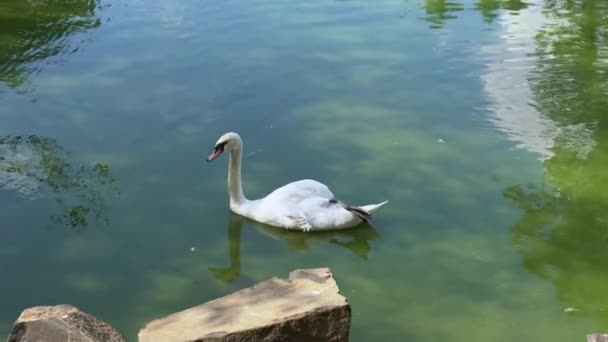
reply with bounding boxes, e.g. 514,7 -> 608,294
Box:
1,0 -> 608,340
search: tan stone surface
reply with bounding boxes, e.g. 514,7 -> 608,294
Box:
589,334 -> 608,342
6,304 -> 125,342
138,268 -> 351,342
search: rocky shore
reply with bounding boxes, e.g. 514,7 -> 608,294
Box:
6,268 -> 350,342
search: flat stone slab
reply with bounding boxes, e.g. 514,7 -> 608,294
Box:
588,334 -> 608,342
6,304 -> 125,342
138,268 -> 351,342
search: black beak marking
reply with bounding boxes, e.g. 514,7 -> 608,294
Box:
206,141 -> 227,162
215,142 -> 227,153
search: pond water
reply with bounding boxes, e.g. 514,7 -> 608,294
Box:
2,0 -> 608,340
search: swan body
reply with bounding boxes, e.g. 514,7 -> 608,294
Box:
207,132 -> 388,231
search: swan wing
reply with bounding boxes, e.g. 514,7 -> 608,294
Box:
251,180 -> 333,229
295,196 -> 363,230
263,179 -> 334,202
253,179 -> 385,231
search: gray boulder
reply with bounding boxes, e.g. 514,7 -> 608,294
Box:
6,304 -> 125,342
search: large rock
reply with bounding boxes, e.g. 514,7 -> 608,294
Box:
588,334 -> 608,342
138,268 -> 351,342
6,304 -> 125,342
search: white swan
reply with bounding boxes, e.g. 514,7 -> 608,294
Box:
206,132 -> 389,231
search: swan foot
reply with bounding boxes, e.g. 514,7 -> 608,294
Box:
288,215 -> 313,232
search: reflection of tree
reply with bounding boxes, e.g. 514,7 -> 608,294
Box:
503,184 -> 608,319
208,213 -> 380,283
503,0 -> 527,11
421,0 -> 529,26
474,0 -> 528,22
423,0 -> 464,29
0,135 -> 117,229
475,0 -> 501,22
0,0 -> 101,87
503,0 -> 608,320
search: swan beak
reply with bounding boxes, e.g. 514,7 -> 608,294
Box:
207,147 -> 223,162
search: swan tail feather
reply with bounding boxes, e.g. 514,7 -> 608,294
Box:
360,200 -> 389,214
332,199 -> 389,223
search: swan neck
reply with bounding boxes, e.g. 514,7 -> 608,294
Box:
228,145 -> 246,206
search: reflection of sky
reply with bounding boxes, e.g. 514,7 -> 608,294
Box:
480,1 -> 556,160
0,144 -> 42,199
480,1 -> 597,161
158,0 -> 186,31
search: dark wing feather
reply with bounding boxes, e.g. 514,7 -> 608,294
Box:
329,198 -> 372,223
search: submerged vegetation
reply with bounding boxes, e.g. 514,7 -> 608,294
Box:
0,135 -> 117,228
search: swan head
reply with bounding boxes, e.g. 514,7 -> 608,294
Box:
207,132 -> 242,162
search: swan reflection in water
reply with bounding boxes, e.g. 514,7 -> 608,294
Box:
208,213 -> 381,283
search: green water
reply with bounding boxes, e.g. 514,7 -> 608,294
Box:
1,0 -> 607,340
